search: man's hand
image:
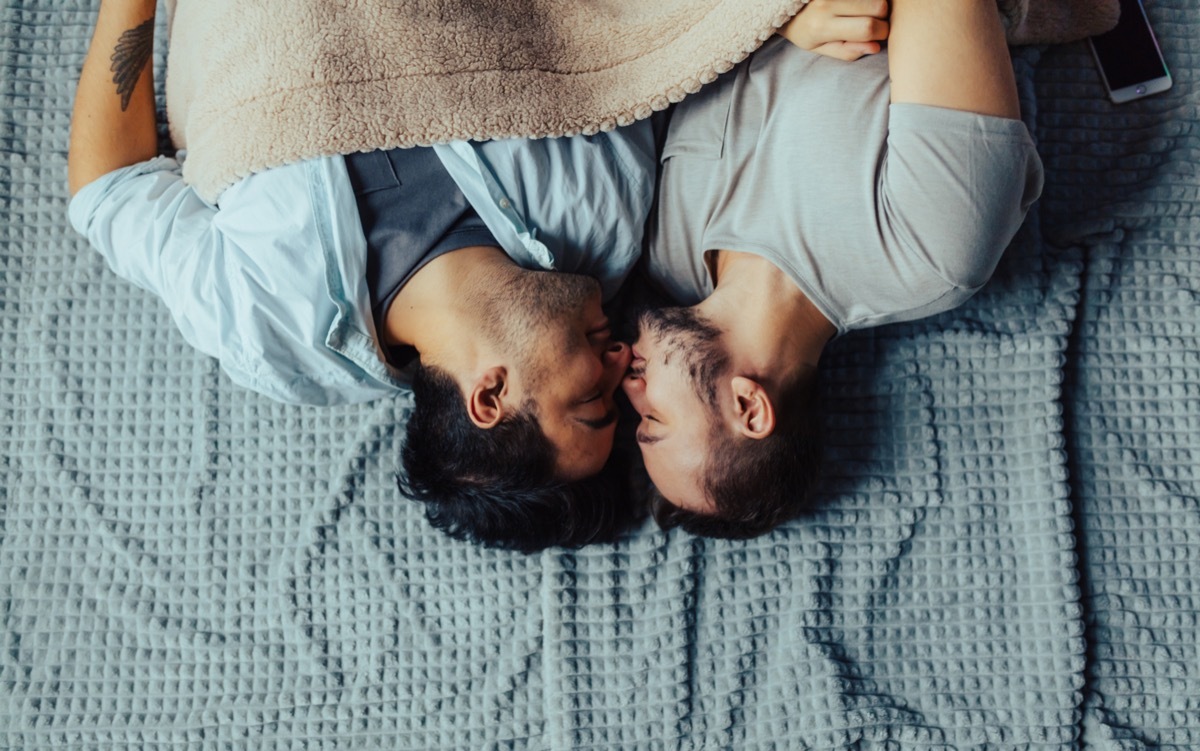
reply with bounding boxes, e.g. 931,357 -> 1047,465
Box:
776,0 -> 890,61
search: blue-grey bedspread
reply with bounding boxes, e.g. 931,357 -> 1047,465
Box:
1,1 -> 1196,749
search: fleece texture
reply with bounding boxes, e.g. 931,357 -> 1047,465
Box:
163,0 -> 1117,202
8,1 -> 1199,750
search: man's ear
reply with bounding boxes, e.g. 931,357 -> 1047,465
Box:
729,375 -> 776,440
466,366 -> 509,429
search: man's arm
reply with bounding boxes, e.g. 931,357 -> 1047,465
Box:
68,0 -> 159,196
888,0 -> 1020,119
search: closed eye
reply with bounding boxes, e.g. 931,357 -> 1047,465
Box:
576,408 -> 619,431
636,430 -> 663,445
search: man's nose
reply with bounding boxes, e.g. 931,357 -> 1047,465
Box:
620,366 -> 648,414
600,342 -> 632,393
603,341 -> 631,370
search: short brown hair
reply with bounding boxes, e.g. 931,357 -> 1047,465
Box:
638,304 -> 823,537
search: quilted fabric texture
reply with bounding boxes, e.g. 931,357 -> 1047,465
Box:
1034,7 -> 1200,746
0,1 -> 1196,749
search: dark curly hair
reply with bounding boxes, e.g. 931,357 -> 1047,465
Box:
398,363 -> 631,553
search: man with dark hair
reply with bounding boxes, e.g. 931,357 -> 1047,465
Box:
401,365 -> 632,552
66,0 -> 650,551
624,0 -> 1045,537
632,307 -> 822,539
385,248 -> 634,550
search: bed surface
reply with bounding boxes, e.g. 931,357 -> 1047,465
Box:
1,1 -> 1197,748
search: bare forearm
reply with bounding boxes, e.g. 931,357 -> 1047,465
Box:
887,0 -> 1020,119
68,0 -> 159,196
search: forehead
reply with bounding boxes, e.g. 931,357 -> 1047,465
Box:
540,412 -> 615,481
531,382 -> 617,482
640,417 -> 714,515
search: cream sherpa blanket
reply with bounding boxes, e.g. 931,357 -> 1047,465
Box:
165,0 -> 1118,202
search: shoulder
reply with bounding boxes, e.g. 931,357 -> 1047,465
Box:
214,156 -> 326,212
885,104 -> 1043,289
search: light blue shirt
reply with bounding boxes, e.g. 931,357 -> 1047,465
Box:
69,128 -> 656,405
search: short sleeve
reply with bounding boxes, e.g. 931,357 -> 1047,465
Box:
69,155 -> 219,299
879,103 -> 1045,289
67,157 -> 254,382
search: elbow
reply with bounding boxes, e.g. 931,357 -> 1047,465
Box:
67,141 -> 103,198
67,172 -> 88,199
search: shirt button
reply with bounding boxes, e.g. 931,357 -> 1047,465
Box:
498,198 -> 511,209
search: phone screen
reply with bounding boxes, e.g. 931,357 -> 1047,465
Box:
1090,0 -> 1169,90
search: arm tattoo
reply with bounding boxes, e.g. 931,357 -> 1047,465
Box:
110,18 -> 155,112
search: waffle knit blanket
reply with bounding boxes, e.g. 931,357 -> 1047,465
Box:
2,0 -> 1198,749
164,0 -> 1118,202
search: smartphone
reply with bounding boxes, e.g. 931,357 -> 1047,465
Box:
1088,0 -> 1172,104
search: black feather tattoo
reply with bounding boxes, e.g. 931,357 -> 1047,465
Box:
110,18 -> 155,112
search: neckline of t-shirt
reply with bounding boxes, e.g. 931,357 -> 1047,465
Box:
700,241 -> 847,337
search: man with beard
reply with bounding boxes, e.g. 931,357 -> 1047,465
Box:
67,0 -> 923,551
623,0 -> 1045,537
67,0 -> 651,552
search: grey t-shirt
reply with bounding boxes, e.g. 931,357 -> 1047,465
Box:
647,37 -> 1045,334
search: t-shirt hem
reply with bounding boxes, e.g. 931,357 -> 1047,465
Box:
888,102 -> 1036,145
